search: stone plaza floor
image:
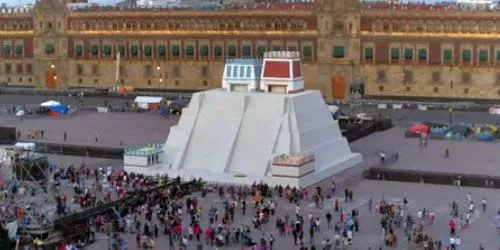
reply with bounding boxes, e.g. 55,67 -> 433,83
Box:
85,180 -> 500,250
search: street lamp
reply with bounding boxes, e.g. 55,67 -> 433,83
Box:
50,64 -> 55,69
53,75 -> 57,80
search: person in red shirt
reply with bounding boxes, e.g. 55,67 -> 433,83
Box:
205,227 -> 213,245
194,225 -> 202,242
449,219 -> 456,235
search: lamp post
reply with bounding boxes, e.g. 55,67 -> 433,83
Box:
157,65 -> 162,89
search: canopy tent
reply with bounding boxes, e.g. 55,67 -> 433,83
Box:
478,132 -> 494,141
409,124 -> 430,134
40,100 -> 60,107
134,96 -> 163,109
50,105 -> 69,115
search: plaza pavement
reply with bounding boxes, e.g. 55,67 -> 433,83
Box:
0,112 -> 178,148
85,180 -> 500,250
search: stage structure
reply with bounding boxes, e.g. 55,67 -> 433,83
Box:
125,51 -> 362,187
1,144 -> 57,240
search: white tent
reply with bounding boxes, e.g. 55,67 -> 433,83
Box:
40,100 -> 60,107
134,96 -> 163,109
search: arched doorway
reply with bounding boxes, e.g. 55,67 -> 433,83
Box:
331,77 -> 345,99
46,71 -> 57,89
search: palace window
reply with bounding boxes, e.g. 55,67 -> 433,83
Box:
479,50 -> 489,63
90,45 -> 99,56
15,45 -> 23,56
75,44 -> 83,57
496,50 -> 500,63
443,49 -> 453,64
130,45 -> 139,57
256,46 -> 266,57
103,45 -> 112,57
365,47 -> 373,60
227,45 -> 237,57
391,48 -> 400,60
117,45 -> 125,56
242,45 -> 251,57
200,45 -> 209,58
186,45 -> 195,57
214,45 -> 223,57
144,45 -> 152,57
44,44 -> 54,55
171,45 -> 180,57
333,46 -> 344,58
404,48 -> 413,61
462,49 -> 472,62
158,45 -> 167,57
303,46 -> 312,59
418,48 -> 427,61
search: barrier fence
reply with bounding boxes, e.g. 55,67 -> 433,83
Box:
364,167 -> 499,189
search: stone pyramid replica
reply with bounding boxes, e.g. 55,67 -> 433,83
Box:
125,51 -> 362,187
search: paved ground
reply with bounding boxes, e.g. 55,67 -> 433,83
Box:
82,180 -> 500,250
350,126 -> 500,177
0,112 -> 178,148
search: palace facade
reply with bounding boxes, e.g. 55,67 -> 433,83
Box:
3,0 -> 500,100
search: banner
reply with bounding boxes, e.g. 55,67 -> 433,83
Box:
392,104 -> 403,109
417,105 -> 427,111
97,107 -> 108,113
377,104 -> 387,109
489,106 -> 500,115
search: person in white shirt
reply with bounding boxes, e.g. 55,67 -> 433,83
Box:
449,236 -> 456,249
417,209 -> 423,220
469,202 -> 474,213
481,198 -> 487,212
455,236 -> 461,248
182,236 -> 189,247
467,193 -> 472,203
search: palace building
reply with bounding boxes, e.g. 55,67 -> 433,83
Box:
3,0 -> 500,100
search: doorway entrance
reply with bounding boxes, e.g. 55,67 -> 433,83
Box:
331,77 -> 345,99
46,71 -> 56,89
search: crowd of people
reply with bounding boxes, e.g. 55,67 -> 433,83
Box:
0,154 -> 493,250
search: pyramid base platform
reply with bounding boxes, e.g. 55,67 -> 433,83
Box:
125,153 -> 361,187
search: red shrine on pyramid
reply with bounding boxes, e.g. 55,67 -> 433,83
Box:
260,51 -> 304,94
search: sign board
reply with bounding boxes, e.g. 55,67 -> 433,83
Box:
417,105 -> 427,111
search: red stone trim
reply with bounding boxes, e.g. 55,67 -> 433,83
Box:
272,169 -> 314,179
272,158 -> 315,167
